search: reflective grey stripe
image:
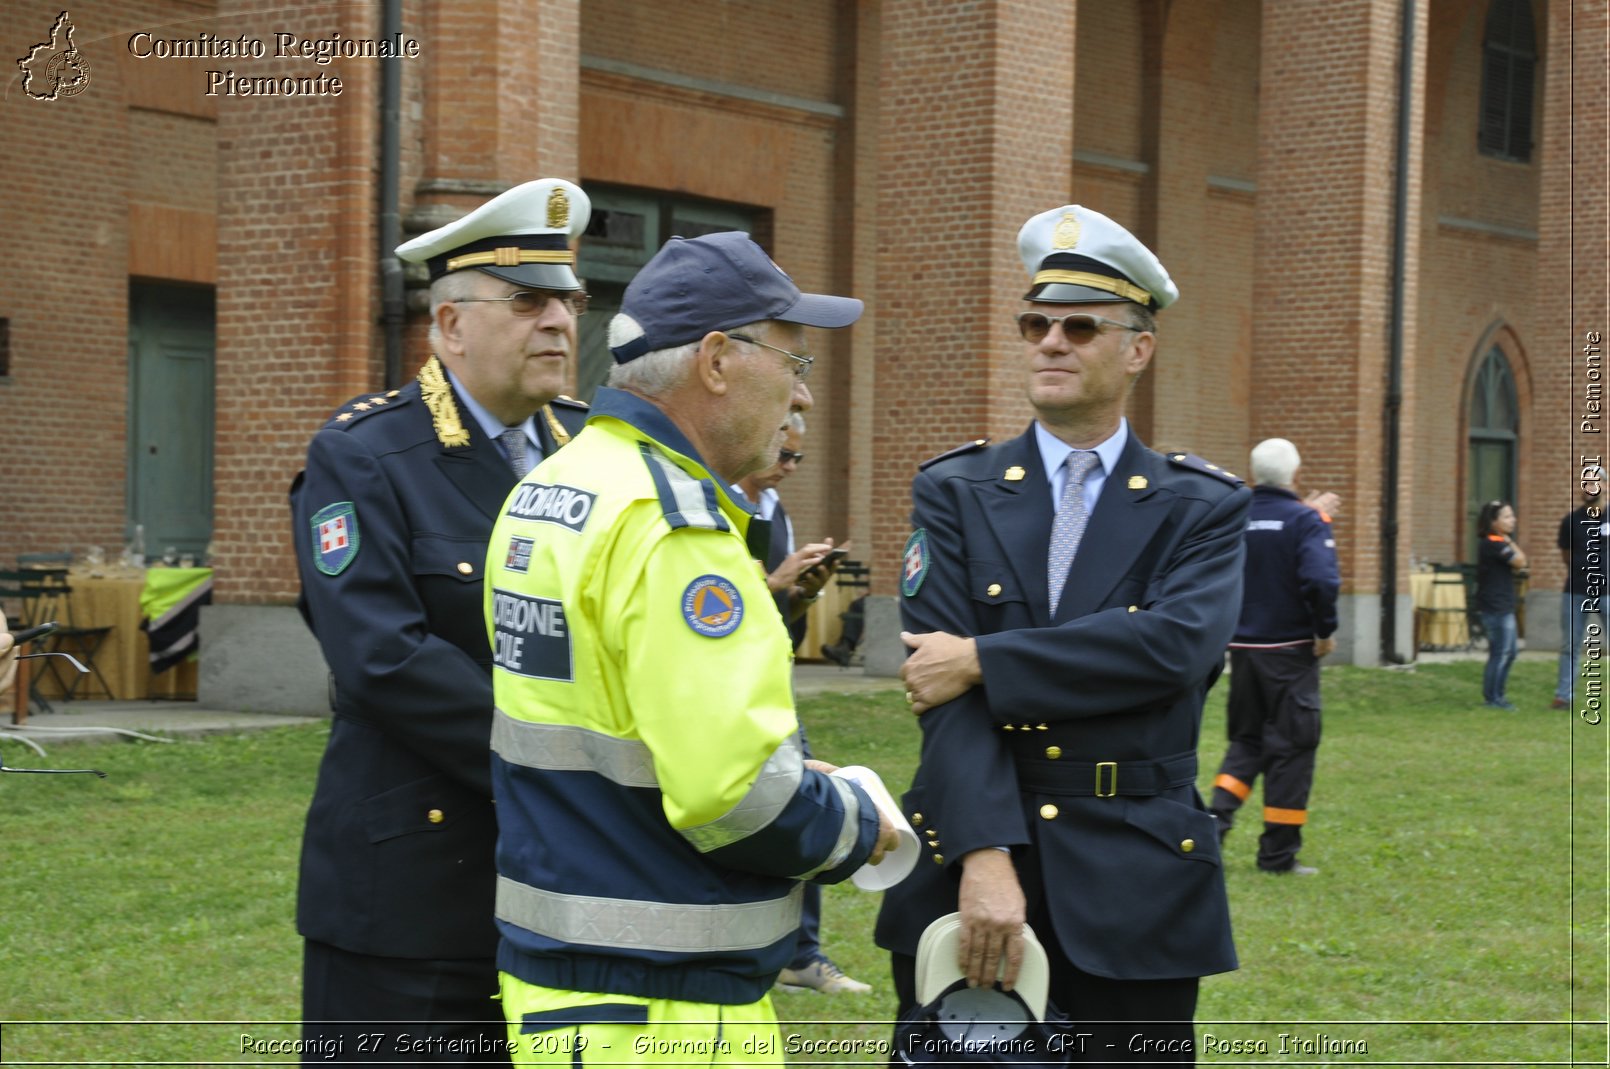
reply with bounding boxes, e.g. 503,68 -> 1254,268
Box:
795,774 -> 863,880
679,735 -> 803,853
497,876 -> 803,953
640,443 -> 728,532
492,710 -> 659,788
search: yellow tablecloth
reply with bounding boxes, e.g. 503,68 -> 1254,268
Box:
1410,569 -> 1470,650
33,571 -> 199,701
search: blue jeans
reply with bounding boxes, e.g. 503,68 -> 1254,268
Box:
1556,593 -> 1600,702
1480,611 -> 1518,704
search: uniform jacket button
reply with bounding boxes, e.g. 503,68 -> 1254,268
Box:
457,562 -> 474,575
427,808 -> 445,824
911,813 -> 924,827
1181,838 -> 1196,853
986,583 -> 1002,597
1045,745 -> 1062,759
1039,804 -> 1059,820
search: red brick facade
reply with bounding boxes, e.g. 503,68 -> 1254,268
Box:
1,0 -> 1601,680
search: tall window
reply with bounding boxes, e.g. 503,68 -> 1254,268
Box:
1466,346 -> 1520,558
1478,0 -> 1537,162
574,188 -> 761,403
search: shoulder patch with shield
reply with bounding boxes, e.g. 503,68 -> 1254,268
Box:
310,502 -> 360,576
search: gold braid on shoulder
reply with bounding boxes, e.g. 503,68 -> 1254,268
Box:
418,355 -> 471,447
540,404 -> 572,448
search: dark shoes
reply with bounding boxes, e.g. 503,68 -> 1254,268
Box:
821,642 -> 852,667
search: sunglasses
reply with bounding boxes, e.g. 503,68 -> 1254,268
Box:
1016,311 -> 1144,345
778,448 -> 805,465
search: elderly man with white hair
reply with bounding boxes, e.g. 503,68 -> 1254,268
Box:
1209,437 -> 1341,876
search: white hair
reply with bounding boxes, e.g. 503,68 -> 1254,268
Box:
427,271 -> 486,351
606,317 -> 776,397
1250,438 -> 1301,487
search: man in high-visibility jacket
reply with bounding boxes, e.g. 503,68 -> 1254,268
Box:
485,231 -> 895,1065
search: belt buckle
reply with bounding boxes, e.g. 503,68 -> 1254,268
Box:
1095,761 -> 1117,798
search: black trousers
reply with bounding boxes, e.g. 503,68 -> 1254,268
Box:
1211,647 -> 1321,871
301,939 -> 510,1067
891,948 -> 1199,1066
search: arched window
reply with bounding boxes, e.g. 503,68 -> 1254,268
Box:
1467,346 -> 1520,557
1478,0 -> 1537,162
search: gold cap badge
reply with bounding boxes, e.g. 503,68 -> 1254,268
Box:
547,186 -> 569,229
1004,466 -> 1026,482
1052,211 -> 1081,250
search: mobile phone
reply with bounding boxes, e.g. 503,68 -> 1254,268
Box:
819,547 -> 850,567
12,622 -> 59,644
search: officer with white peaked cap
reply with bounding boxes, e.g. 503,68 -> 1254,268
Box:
290,178 -> 593,1065
877,205 -> 1247,1063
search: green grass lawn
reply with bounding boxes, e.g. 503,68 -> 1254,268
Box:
1,658 -> 1604,1065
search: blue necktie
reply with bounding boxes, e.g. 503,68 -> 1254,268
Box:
1048,450 -> 1101,615
500,428 -> 534,477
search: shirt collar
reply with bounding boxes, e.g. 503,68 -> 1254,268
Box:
589,387 -> 752,514
1033,417 -> 1129,480
443,366 -> 537,447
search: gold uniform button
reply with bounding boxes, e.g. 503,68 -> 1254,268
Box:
1045,745 -> 1062,760
457,562 -> 474,575
986,583 -> 1002,597
933,854 -> 944,865
427,809 -> 445,824
1128,605 -> 1139,613
1181,839 -> 1196,853
911,813 -> 924,827
1039,804 -> 1059,821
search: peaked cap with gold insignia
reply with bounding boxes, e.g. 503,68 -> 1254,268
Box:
396,177 -> 591,291
1017,204 -> 1178,310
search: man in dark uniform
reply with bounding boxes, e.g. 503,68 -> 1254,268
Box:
1209,438 -> 1340,876
1555,469 -> 1605,709
290,178 -> 592,1063
877,205 -> 1248,1062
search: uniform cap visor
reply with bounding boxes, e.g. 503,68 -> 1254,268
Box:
914,912 -> 1049,1021
1024,281 -> 1137,305
775,291 -> 863,329
478,263 -> 584,291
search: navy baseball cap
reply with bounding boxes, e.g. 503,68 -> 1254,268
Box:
609,231 -> 862,364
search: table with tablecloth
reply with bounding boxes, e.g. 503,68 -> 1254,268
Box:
1410,568 -> 1470,650
33,568 -> 211,700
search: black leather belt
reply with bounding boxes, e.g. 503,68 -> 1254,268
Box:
1015,750 -> 1198,799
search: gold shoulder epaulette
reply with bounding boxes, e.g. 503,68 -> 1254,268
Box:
1166,452 -> 1243,486
918,438 -> 989,471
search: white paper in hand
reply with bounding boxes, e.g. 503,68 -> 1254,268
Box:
830,765 -> 919,891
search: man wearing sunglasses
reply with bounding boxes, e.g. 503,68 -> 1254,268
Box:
878,205 -> 1250,1061
289,178 -> 593,1064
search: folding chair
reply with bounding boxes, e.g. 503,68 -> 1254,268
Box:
1,569 -> 58,715
16,554 -> 114,700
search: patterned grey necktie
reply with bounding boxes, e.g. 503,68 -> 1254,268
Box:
499,428 -> 534,477
1048,450 -> 1101,615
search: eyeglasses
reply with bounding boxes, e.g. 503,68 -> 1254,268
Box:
1016,311 -> 1144,345
727,333 -> 814,380
454,289 -> 590,317
778,448 -> 806,466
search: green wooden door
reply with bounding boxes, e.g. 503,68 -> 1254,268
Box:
128,283 -> 215,559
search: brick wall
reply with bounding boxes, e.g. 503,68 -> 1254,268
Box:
869,0 -> 1076,593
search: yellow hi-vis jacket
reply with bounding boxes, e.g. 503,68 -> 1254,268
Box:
484,387 -> 879,1004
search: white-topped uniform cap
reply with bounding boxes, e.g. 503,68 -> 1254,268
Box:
396,177 -> 591,291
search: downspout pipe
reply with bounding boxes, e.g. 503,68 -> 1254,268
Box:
1382,0 -> 1416,663
380,0 -> 404,389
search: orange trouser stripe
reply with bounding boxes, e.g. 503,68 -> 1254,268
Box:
1264,806 -> 1308,825
1214,774 -> 1252,801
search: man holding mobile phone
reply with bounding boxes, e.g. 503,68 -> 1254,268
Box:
732,412 -> 867,996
